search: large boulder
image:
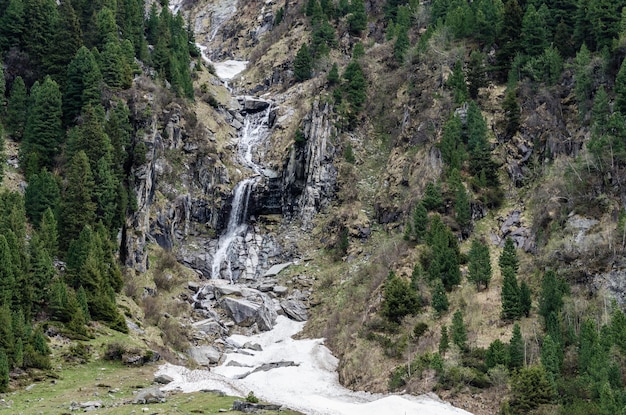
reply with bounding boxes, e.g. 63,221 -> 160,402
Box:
221,296 -> 276,331
132,388 -> 165,404
221,297 -> 260,326
188,345 -> 221,366
280,300 -> 308,322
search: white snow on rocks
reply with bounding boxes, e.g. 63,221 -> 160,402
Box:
156,316 -> 473,415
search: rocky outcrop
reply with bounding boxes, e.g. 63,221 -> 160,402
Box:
282,100 -> 338,228
122,91 -> 234,272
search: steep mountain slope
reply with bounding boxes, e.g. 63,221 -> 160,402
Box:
158,1 -> 626,414
2,0 -> 626,414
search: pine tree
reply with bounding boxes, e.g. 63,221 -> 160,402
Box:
294,44 -> 313,82
467,51 -> 487,100
5,76 -> 27,140
65,104 -> 112,171
519,280 -> 531,317
58,151 -> 96,252
327,63 -> 339,85
574,43 -> 593,118
540,334 -> 560,387
343,60 -> 367,114
28,234 -> 55,312
24,169 -> 60,228
439,325 -> 449,355
94,157 -> 118,230
0,65 -> 5,112
553,19 -> 574,57
439,115 -> 465,170
451,309 -> 468,352
39,207 -> 58,257
497,0 -> 523,73
431,279 -> 449,315
508,323 -> 524,369
455,184 -> 471,233
502,87 -> 520,139
520,4 -> 549,57
423,182 -> 444,212
501,267 -> 521,319
412,201 -> 428,243
0,349 -> 8,392
475,0 -> 504,47
63,46 -> 102,127
538,270 -> 565,324
381,271 -> 420,323
0,235 -> 15,307
510,366 -> 554,413
0,305 -> 14,363
101,39 -> 132,89
44,0 -> 82,84
486,339 -> 509,368
615,58 -> 626,116
347,0 -> 367,35
22,76 -> 63,177
393,26 -> 409,63
577,318 -> 597,374
447,60 -> 468,104
468,239 -> 492,290
0,0 -> 25,53
22,0 -> 58,75
76,285 -> 90,321
499,237 -> 519,272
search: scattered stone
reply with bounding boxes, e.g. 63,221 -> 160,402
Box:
153,374 -> 174,385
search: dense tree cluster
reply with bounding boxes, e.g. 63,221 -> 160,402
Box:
0,0 -> 199,389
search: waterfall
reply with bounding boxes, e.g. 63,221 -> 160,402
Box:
210,108 -> 272,281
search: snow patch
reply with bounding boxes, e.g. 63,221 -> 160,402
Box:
156,316 -> 473,415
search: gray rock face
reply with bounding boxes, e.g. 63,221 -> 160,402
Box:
282,100 -> 338,227
188,345 -> 221,365
280,299 -> 308,322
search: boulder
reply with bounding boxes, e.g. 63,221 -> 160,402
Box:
188,345 -> 221,366
154,374 -> 174,385
221,297 -> 260,327
280,300 -> 308,322
187,281 -> 201,292
232,400 -> 281,413
132,388 -> 165,404
243,342 -> 263,351
238,96 -> 271,113
193,319 -> 227,336
263,262 -> 292,277
273,286 -> 288,296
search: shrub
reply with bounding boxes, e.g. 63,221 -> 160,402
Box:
246,391 -> 259,403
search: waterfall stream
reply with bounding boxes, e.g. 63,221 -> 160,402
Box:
210,108 -> 271,280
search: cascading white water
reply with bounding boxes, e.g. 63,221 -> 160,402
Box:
210,109 -> 271,280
